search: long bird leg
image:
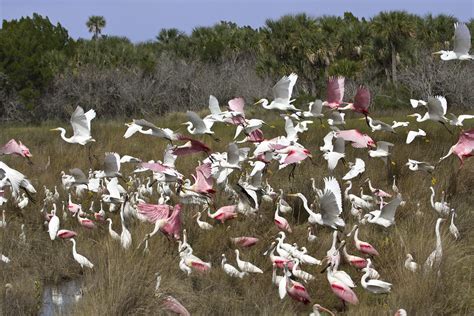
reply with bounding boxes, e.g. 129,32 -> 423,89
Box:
439,121 -> 453,135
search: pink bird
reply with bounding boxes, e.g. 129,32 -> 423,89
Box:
340,86 -> 371,116
160,204 -> 182,240
365,179 -> 392,198
274,207 -> 292,233
353,225 -> 379,256
172,136 -> 211,157
67,194 -> 81,214
161,295 -> 190,316
246,128 -> 265,143
324,76 -> 345,109
275,145 -> 312,167
0,139 -> 32,159
326,268 -> 359,305
57,229 -> 77,239
439,128 -> 474,167
342,244 -> 368,269
230,236 -> 259,248
137,203 -> 171,223
77,213 -> 96,229
207,205 -> 237,223
187,163 -> 215,194
281,267 -> 311,304
265,242 -> 294,269
336,129 -> 376,148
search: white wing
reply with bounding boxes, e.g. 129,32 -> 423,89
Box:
320,131 -> 335,152
272,73 -> 297,102
70,106 -> 92,138
378,196 -> 402,225
226,143 -> 240,166
342,158 -> 365,180
454,22 -> 471,55
209,95 -> 221,115
323,177 -> 342,214
409,99 -> 426,108
106,178 -> 121,199
284,116 -> 297,141
186,111 -> 209,132
310,99 -> 323,116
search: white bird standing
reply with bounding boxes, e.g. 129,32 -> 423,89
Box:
48,204 -> 60,240
234,249 -> 263,273
69,239 -> 94,269
361,259 -> 392,294
221,254 -> 246,278
433,22 -> 473,60
404,254 -> 418,272
50,106 -> 96,145
429,187 -> 450,216
195,212 -> 213,230
424,218 -> 445,271
105,218 -> 121,241
449,210 -> 460,240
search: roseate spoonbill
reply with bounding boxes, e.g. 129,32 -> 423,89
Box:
255,73 -> 300,112
230,236 -> 259,248
0,161 -> 36,199
263,242 -> 294,269
50,106 -> 96,145
364,195 -> 403,227
326,267 -> 359,305
279,265 -> 311,304
160,295 -> 191,316
342,158 -> 365,180
429,187 -> 450,216
406,129 -> 427,144
194,212 -> 213,230
361,260 -> 391,294
424,218 -> 445,271
123,119 -> 179,142
0,139 -> 33,163
179,246 -> 211,273
449,210 -> 460,240
352,225 -> 379,256
433,22 -> 473,60
77,213 -> 96,229
272,263 -> 285,286
57,229 -> 77,239
404,254 -> 418,272
323,76 -> 345,109
207,205 -> 237,223
335,129 -> 375,148
365,179 -> 392,198
48,204 -> 60,240
69,239 -> 93,269
448,113 -> 474,126
439,129 -> 474,166
339,86 -> 371,119
221,254 -> 246,278
342,244 -> 368,269
234,249 -> 263,273
274,207 -> 292,233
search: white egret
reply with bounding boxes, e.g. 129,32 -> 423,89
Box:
51,106 -> 96,145
433,23 -> 473,60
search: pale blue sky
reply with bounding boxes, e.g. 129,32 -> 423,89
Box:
1,0 -> 473,42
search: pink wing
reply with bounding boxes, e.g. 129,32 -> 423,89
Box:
173,136 -> 211,156
283,148 -> 310,164
138,162 -> 168,173
232,236 -> 259,247
18,141 -> 32,157
161,295 -> 190,316
336,129 -> 371,148
327,76 -> 345,104
453,129 -> 474,162
228,97 -> 245,113
0,139 -> 21,156
330,282 -> 359,305
191,260 -> 211,272
247,128 -> 265,142
161,204 -> 182,240
137,203 -> 171,223
353,86 -> 370,114
193,163 -> 214,193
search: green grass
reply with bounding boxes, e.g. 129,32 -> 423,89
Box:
1,110 -> 473,315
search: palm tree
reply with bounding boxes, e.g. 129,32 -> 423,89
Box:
370,11 -> 417,84
86,16 -> 106,40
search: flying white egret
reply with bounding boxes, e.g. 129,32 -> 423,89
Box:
448,113 -> 474,126
51,106 -> 96,145
342,158 -> 365,180
406,159 -> 435,173
255,73 -> 300,112
364,195 -> 402,227
406,129 -> 426,144
124,119 -> 179,142
0,161 -> 36,199
433,22 -> 473,60
369,141 -> 394,164
408,96 -> 452,133
183,111 -> 216,138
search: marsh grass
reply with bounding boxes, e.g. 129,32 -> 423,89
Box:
1,110 -> 473,315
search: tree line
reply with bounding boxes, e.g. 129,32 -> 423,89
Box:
0,12 -> 472,121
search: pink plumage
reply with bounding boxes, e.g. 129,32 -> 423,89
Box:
231,236 -> 259,248
326,76 -> 345,109
451,129 -> 474,166
190,163 -> 215,194
0,139 -> 32,158
210,205 -> 237,223
172,136 -> 211,156
228,97 -> 245,114
336,129 -> 375,148
330,281 -> 359,305
137,203 -> 171,223
161,295 -> 190,316
353,86 -> 371,115
57,229 -> 77,239
247,128 -> 264,142
161,204 -> 182,240
287,279 -> 311,304
357,242 -> 380,256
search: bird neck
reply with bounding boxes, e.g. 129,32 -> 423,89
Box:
57,128 -> 72,142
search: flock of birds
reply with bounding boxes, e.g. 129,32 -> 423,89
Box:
0,22 -> 473,315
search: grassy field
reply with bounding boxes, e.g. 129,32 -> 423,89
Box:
1,109 -> 473,315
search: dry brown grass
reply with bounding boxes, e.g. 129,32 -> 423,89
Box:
1,110 -> 474,315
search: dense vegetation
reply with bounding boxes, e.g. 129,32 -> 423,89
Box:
0,12 -> 473,121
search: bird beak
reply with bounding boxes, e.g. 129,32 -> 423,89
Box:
286,193 -> 298,197
253,99 -> 263,105
432,51 -> 442,55
407,114 -> 417,118
50,128 -> 58,131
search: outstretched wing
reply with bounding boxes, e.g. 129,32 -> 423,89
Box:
324,177 -> 342,214
353,86 -> 370,113
310,99 -> 323,116
379,196 -> 402,225
327,76 -> 345,104
104,152 -> 121,176
228,97 -> 245,114
427,96 -> 447,117
273,73 -> 297,102
454,22 -> 471,55
209,95 -> 221,115
70,106 -> 91,138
